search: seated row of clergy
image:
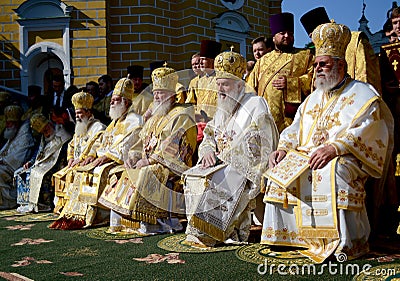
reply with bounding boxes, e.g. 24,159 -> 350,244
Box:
48,64 -> 198,231
45,50 -> 279,242
8,19 -> 394,264
53,20 -> 393,265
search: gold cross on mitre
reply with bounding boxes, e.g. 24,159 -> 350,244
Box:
163,62 -> 168,67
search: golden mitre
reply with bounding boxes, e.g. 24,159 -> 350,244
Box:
4,105 -> 23,122
113,78 -> 134,101
72,91 -> 94,110
214,47 -> 246,80
312,19 -> 351,59
30,113 -> 49,132
151,63 -> 178,93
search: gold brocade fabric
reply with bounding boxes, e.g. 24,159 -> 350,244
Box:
194,74 -> 218,120
185,76 -> 200,104
89,112 -> 143,164
262,78 -> 393,263
139,104 -> 197,174
184,93 -> 279,244
100,104 -> 197,223
247,49 -> 314,132
346,31 -> 382,94
66,119 -> 106,161
93,95 -> 111,118
54,119 -> 106,207
129,91 -> 153,116
52,112 -> 143,228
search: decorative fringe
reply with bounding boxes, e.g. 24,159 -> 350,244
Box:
120,217 -> 140,229
130,211 -> 158,225
396,153 -> 400,176
191,215 -> 226,242
299,228 -> 339,239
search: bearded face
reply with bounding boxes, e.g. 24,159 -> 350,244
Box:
42,123 -> 55,142
109,96 -> 129,120
215,78 -> 243,123
75,115 -> 90,136
273,31 -> 294,52
152,90 -> 175,117
314,57 -> 341,92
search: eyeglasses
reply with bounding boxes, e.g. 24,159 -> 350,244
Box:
313,61 -> 331,68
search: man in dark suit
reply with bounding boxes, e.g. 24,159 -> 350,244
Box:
46,75 -> 75,134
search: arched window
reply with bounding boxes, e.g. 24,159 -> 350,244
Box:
212,11 -> 251,56
15,0 -> 72,95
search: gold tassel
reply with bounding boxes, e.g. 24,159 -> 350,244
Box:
121,217 -> 140,229
283,192 -> 288,209
260,178 -> 266,193
191,215 -> 226,242
395,154 -> 400,177
131,211 -> 157,224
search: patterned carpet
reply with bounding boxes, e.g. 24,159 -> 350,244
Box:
85,226 -> 149,240
0,209 -> 399,280
157,233 -> 240,253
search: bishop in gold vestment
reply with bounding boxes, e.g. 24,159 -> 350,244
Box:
183,49 -> 279,247
262,21 -> 393,263
53,78 -> 143,229
49,92 -> 106,227
99,65 -> 197,234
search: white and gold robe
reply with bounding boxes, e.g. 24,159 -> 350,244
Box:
184,92 -> 279,246
98,104 -> 197,234
16,125 -> 71,211
51,117 -> 106,217
56,111 -> 143,228
0,122 -> 35,209
262,77 -> 393,263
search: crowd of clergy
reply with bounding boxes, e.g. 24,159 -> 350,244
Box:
0,7 -> 399,263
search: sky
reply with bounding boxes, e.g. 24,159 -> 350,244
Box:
282,0 -> 394,47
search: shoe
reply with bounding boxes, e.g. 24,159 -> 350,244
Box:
16,204 -> 34,214
37,203 -> 51,213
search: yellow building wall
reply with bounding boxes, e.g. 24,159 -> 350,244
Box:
28,30 -> 64,46
0,0 -> 281,90
68,0 -> 108,87
0,0 -> 24,89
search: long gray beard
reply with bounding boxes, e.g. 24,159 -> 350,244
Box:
3,127 -> 18,140
215,91 -> 241,124
314,64 -> 340,92
109,103 -> 127,120
152,101 -> 173,117
75,116 -> 90,136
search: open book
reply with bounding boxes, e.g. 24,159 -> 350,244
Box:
264,150 -> 310,188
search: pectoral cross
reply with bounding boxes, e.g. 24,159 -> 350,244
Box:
392,59 -> 398,71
